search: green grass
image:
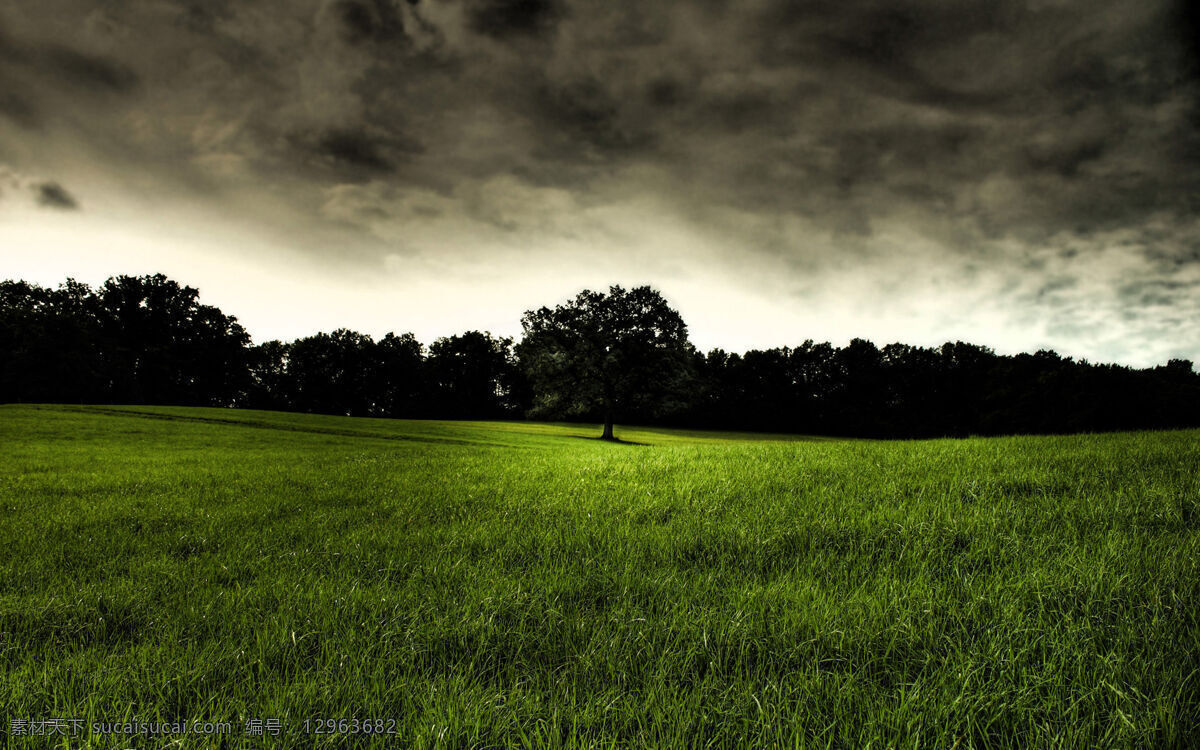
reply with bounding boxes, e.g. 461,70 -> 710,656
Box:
1,404 -> 1197,749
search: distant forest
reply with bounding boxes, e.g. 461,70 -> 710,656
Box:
3,274 -> 1199,438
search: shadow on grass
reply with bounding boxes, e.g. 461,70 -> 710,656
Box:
569,435 -> 649,446
55,405 -> 484,446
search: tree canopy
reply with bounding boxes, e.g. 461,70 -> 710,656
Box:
518,286 -> 695,440
1,274 -> 250,407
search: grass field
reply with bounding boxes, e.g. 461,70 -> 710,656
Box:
1,404 -> 1197,748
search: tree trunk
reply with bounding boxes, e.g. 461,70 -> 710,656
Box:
601,397 -> 615,441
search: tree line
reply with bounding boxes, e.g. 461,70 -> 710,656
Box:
3,274 -> 1198,438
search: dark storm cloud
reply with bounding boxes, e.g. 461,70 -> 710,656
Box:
1181,2 -> 1200,72
5,0 -> 1193,237
319,130 -> 393,171
1022,138 -> 1109,180
306,128 -> 419,174
528,76 -> 656,160
326,0 -> 409,45
0,26 -> 138,94
753,1 -> 1019,104
168,1 -> 237,35
33,182 -> 78,210
1118,278 -> 1200,308
0,92 -> 38,128
0,164 -> 78,209
702,0 -> 1200,232
468,0 -> 562,40
40,45 -> 139,93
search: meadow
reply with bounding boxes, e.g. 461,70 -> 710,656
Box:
0,404 -> 1197,748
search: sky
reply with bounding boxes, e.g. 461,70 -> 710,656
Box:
1,0 -> 1198,367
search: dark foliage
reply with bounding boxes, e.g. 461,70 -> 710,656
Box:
428,331 -> 523,419
241,328 -> 521,419
518,286 -> 695,439
682,340 -> 1200,438
1,275 -> 251,407
3,275 -> 1199,437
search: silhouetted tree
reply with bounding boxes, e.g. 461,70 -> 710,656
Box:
518,286 -> 694,440
286,329 -> 379,416
426,331 -> 519,419
244,340 -> 292,411
375,332 -> 426,418
94,274 -> 251,405
0,279 -> 106,403
828,338 -> 886,435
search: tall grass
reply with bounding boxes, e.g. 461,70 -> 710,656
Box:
1,404 -> 1197,748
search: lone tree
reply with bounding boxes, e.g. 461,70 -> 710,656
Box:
518,286 -> 694,441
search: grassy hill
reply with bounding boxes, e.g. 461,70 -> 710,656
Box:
1,404 -> 1197,748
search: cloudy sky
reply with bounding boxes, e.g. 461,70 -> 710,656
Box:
1,0 -> 1197,366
